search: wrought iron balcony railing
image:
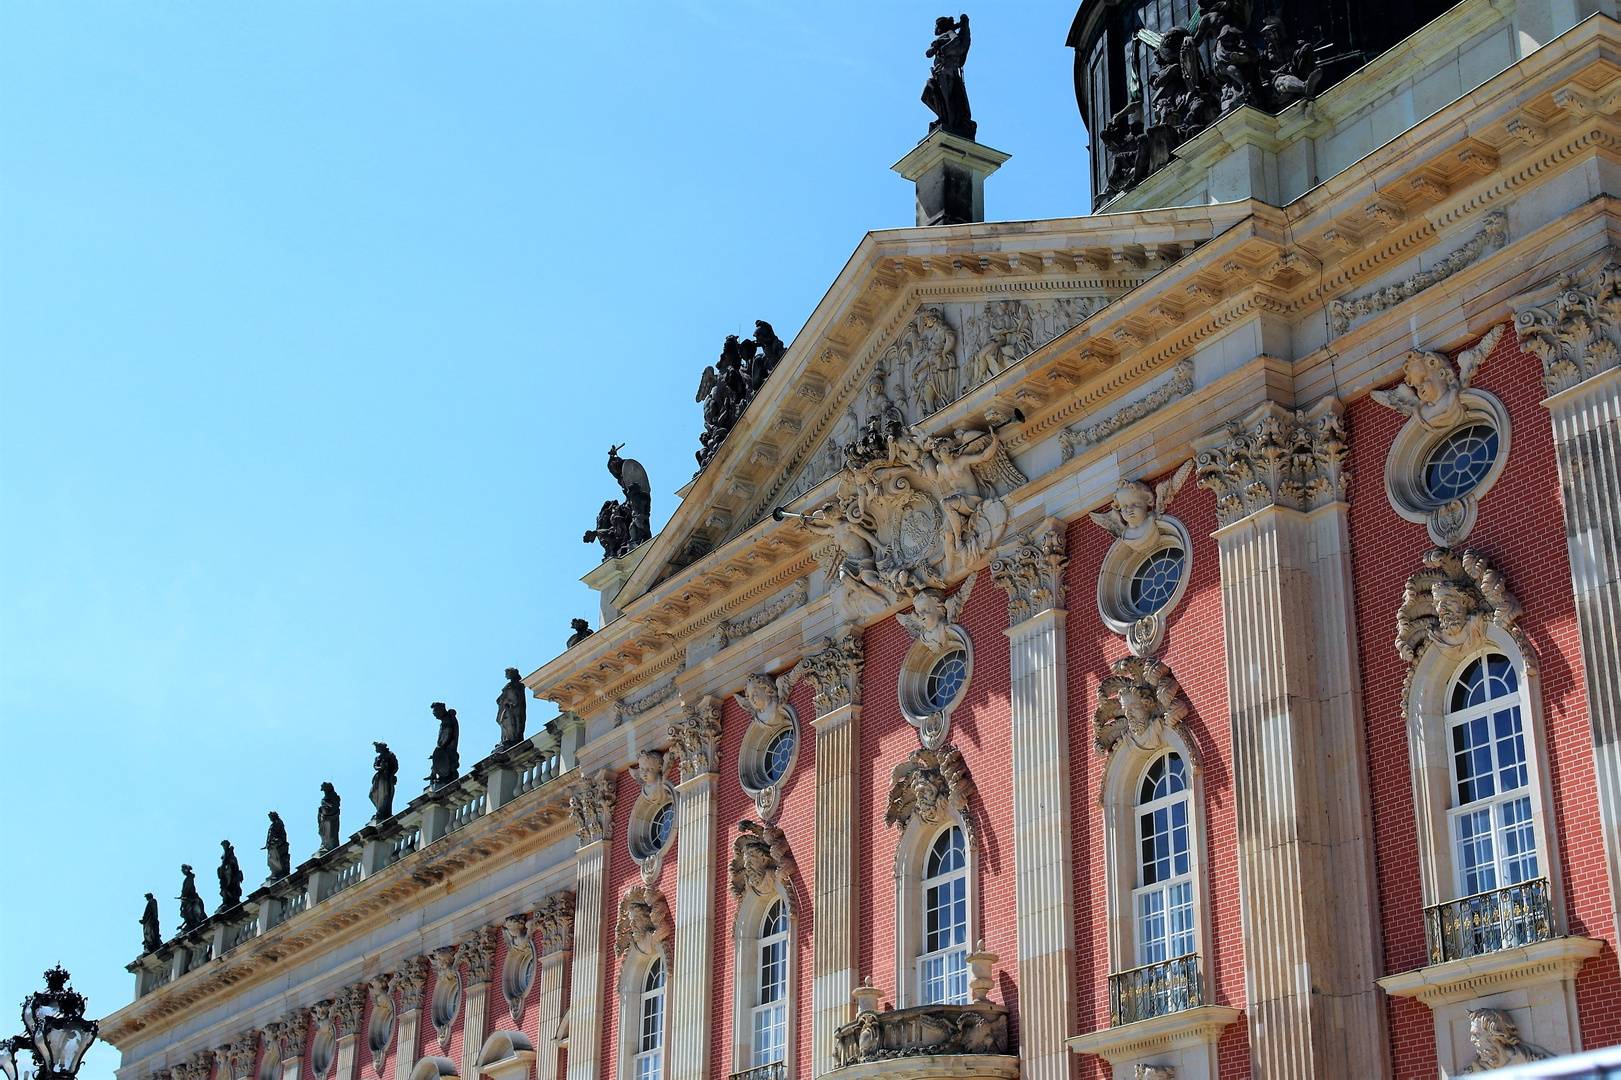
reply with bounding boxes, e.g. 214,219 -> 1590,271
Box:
729,1063 -> 786,1080
1424,877 -> 1555,966
1108,953 -> 1204,1027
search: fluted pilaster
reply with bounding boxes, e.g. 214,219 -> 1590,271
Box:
565,822 -> 612,1080
670,768 -> 718,1080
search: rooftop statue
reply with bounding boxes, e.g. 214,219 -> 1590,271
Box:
693,323 -> 788,471
495,668 -> 527,750
177,863 -> 208,933
369,741 -> 399,822
584,445 -> 652,560
427,702 -> 460,790
264,811 -> 291,882
140,892 -> 161,954
217,840 -> 244,911
566,618 -> 594,648
317,781 -> 341,853
747,321 -> 786,396
922,15 -> 976,140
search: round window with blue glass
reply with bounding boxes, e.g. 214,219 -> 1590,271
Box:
1130,547 -> 1184,616
648,801 -> 673,850
762,726 -> 795,785
926,650 -> 968,712
1424,424 -> 1499,502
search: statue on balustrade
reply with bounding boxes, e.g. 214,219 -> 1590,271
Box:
746,321 -> 786,396
495,668 -> 527,750
264,811 -> 291,882
317,782 -> 341,852
427,703 -> 460,790
370,742 -> 399,822
140,892 -> 162,954
693,323 -> 788,471
922,15 -> 975,139
585,445 -> 652,560
217,840 -> 244,911
566,618 -> 594,648
177,864 -> 208,932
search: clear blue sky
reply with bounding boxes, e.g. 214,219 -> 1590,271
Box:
0,3 -> 1088,1072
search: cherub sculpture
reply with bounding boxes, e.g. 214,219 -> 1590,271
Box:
1372,324 -> 1504,431
1093,656 -> 1196,761
1090,460 -> 1193,554
898,576 -> 975,651
629,749 -> 666,795
801,498 -> 896,613
736,671 -> 796,730
885,745 -> 977,851
729,819 -> 797,899
1459,1008 -> 1553,1072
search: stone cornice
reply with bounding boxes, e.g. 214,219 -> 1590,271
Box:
1377,936 -> 1605,1007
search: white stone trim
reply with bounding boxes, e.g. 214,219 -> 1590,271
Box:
1066,1005 -> 1242,1080
564,840 -> 609,1080
728,888 -> 799,1078
891,815 -> 980,1010
474,1032 -> 535,1080
669,770 -> 718,1080
810,697 -> 861,1078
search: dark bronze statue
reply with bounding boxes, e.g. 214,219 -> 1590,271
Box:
317,782 -> 341,852
747,321 -> 786,396
495,668 -> 527,750
264,811 -> 291,881
370,742 -> 400,822
427,702 -> 460,790
566,618 -> 594,648
693,323 -> 788,471
922,15 -> 975,140
177,864 -> 208,933
217,840 -> 244,911
585,445 -> 653,560
140,892 -> 162,954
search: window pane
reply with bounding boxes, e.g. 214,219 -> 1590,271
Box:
759,938 -> 785,1004
751,1003 -> 786,1066
1456,808 -> 1497,895
1137,889 -> 1168,965
1168,880 -> 1195,959
1453,716 -> 1496,803
1493,706 -> 1528,793
1498,796 -> 1538,885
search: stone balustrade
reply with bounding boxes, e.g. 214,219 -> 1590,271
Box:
833,1001 -> 1011,1068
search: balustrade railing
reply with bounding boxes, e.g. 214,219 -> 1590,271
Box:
729,1064 -> 786,1080
227,915 -> 259,951
384,827 -> 421,868
516,751 -> 561,797
1108,953 -> 1203,1027
446,794 -> 486,834
1424,877 -> 1554,966
327,861 -> 362,899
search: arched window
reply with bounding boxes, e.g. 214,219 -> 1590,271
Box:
1135,753 -> 1194,965
634,958 -> 665,1080
920,827 -> 970,1004
1447,653 -> 1538,896
751,901 -> 789,1066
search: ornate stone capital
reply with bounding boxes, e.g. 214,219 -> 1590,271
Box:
533,891 -> 576,956
172,1051 -> 214,1080
668,697 -> 722,776
792,631 -> 865,713
566,770 -> 617,845
394,957 -> 428,1013
614,885 -> 672,959
884,744 -> 978,852
460,925 -> 498,986
428,943 -> 462,979
729,820 -> 798,902
271,1009 -> 311,1059
1093,656 -> 1199,767
1514,251 -> 1621,396
221,1032 -> 259,1080
1396,548 -> 1532,680
1194,397 -> 1348,527
991,517 -> 1068,626
332,984 -> 366,1040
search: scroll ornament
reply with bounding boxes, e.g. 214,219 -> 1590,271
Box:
566,771 -> 617,845
1513,253 -> 1621,396
791,632 -> 864,713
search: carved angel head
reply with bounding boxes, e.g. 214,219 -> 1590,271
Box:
630,749 -> 665,793
897,577 -> 974,650
1373,324 -> 1503,430
1089,461 -> 1192,551
736,672 -> 793,727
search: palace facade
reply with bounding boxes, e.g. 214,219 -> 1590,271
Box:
103,2 -> 1621,1079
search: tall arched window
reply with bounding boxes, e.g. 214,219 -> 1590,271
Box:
920,827 -> 970,1004
634,958 -> 665,1080
1447,653 -> 1538,896
1135,753 -> 1194,966
751,901 -> 788,1066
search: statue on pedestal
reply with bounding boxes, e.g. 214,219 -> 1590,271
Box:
427,703 -> 460,790
495,668 -> 528,750
317,782 -> 341,852
264,811 -> 291,881
217,840 -> 244,911
177,864 -> 207,932
370,742 -> 399,822
585,445 -> 653,559
922,15 -> 975,140
140,892 -> 162,954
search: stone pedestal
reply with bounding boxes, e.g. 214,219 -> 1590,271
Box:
582,545 -> 647,624
891,130 -> 1010,227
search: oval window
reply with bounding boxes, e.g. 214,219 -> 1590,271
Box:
926,650 -> 968,712
1425,424 -> 1499,502
762,727 -> 795,786
649,801 -> 674,850
1130,547 -> 1185,616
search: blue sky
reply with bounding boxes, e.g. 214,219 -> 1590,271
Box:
0,3 -> 1087,1071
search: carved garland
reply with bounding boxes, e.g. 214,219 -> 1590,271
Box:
1329,209 -> 1507,335
1060,359 -> 1194,461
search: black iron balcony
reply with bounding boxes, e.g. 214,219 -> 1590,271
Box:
729,1064 -> 786,1080
1424,877 -> 1555,966
1108,953 -> 1204,1026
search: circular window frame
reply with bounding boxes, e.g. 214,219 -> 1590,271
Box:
1384,389 -> 1511,547
898,626 -> 974,750
628,785 -> 677,882
739,707 -> 801,822
1097,516 -> 1193,658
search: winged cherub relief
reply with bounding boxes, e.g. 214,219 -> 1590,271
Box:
1093,656 -> 1199,768
1372,324 -> 1504,431
885,745 -> 978,852
897,575 -> 975,652
735,671 -> 801,820
1090,459 -> 1194,555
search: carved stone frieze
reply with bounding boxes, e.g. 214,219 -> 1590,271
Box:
718,577 -> 808,648
533,891 -> 576,956
171,1050 -> 215,1080
1061,360 -> 1194,461
1093,656 -> 1199,767
1396,548 -> 1533,707
566,771 -> 617,845
1194,397 -> 1348,527
963,299 -> 1036,387
332,984 -> 366,1039
613,678 -> 680,728
1329,209 -> 1507,335
1134,1067 -> 1175,1080
889,306 -> 960,416
791,632 -> 865,713
394,957 -> 428,1013
220,1033 -> 258,1080
728,819 -> 798,902
885,745 -> 978,851
614,885 -> 672,959
460,926 -> 498,986
833,999 -> 1008,1066
1513,251 -> 1621,395
991,517 -> 1068,626
668,698 -> 722,777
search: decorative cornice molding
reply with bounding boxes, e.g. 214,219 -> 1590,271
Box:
1194,396 -> 1348,527
990,517 -> 1068,627
791,632 -> 865,714
1513,249 -> 1621,396
1060,360 -> 1195,460
566,771 -> 617,846
668,698 -> 722,777
1329,209 -> 1507,335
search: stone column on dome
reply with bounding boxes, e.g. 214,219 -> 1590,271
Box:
394,958 -> 428,1080
1192,396 -> 1388,1080
564,771 -> 617,1080
532,892 -> 575,1080
460,926 -> 498,1080
1515,258 -> 1621,948
790,631 -> 864,1078
666,698 -> 722,1080
989,520 -> 1076,1080
333,984 -> 366,1080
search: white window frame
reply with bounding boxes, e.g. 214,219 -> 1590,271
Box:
730,889 -> 798,1077
1444,652 -> 1539,897
616,946 -> 670,1080
893,816 -> 979,1008
1131,753 -> 1197,968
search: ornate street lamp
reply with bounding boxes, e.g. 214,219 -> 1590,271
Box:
0,967 -> 98,1080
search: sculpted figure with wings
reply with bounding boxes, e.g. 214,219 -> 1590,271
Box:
1089,459 -> 1193,554
736,671 -> 796,729
897,575 -> 974,651
1372,324 -> 1504,431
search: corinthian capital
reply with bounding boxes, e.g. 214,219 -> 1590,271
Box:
1194,396 -> 1348,527
668,697 -> 722,776
332,984 -> 366,1040
990,517 -> 1068,626
460,925 -> 498,985
566,770 -> 617,845
1513,251 -> 1621,396
790,632 -> 865,713
533,891 -> 576,955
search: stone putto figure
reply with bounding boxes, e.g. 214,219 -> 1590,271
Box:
177,864 -> 208,932
584,445 -> 653,560
566,618 -> 594,648
427,703 -> 460,790
317,782 -> 342,852
495,668 -> 528,750
140,892 -> 162,954
897,576 -> 974,652
265,811 -> 291,881
922,15 -> 975,140
217,840 -> 244,911
1089,460 -> 1193,554
1459,1008 -> 1553,1072
1372,324 -> 1503,431
369,742 -> 399,822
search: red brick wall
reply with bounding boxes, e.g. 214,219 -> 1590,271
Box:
1348,327 -> 1621,1077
